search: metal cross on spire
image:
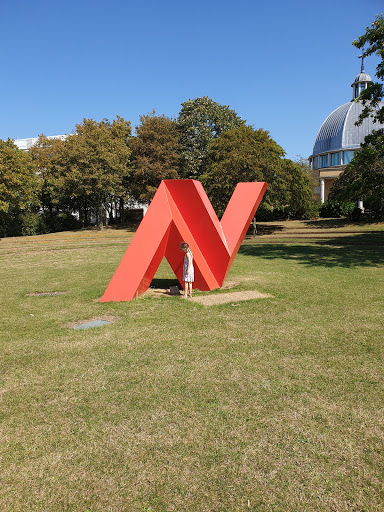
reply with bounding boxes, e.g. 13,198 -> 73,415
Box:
358,51 -> 365,73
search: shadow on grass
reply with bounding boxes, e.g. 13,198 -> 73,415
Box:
303,218 -> 381,230
239,231 -> 384,268
254,224 -> 285,235
106,221 -> 142,231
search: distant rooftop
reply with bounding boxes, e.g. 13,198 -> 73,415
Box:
311,100 -> 384,156
311,67 -> 384,158
352,72 -> 372,84
14,134 -> 69,151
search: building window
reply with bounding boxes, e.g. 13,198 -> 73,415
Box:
355,83 -> 367,98
320,154 -> 329,168
343,151 -> 355,164
330,152 -> 341,166
313,157 -> 319,170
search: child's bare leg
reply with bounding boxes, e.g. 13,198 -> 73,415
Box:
188,282 -> 193,297
183,282 -> 188,297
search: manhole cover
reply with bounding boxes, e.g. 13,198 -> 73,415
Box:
73,319 -> 111,330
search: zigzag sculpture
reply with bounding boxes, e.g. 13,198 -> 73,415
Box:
101,179 -> 267,302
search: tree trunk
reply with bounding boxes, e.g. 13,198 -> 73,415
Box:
97,205 -> 107,229
119,198 -> 125,224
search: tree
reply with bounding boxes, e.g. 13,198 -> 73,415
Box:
331,14 -> 384,217
0,139 -> 40,213
0,139 -> 41,236
201,125 -> 315,219
130,112 -> 181,203
200,125 -> 282,216
330,131 -> 384,216
177,96 -> 245,179
28,135 -> 66,215
276,159 -> 316,219
353,14 -> 384,124
294,155 -> 319,193
57,117 -> 132,226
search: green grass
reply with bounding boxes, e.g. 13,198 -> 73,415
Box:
1,220 -> 383,511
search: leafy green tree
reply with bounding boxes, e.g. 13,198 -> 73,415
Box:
353,14 -> 384,124
276,159 -> 317,218
177,96 -> 245,178
0,139 -> 40,213
330,131 -> 384,216
58,117 -> 132,226
201,125 -> 282,216
130,112 -> 181,203
201,125 -> 315,219
0,139 -> 41,236
294,155 -> 319,193
29,135 -> 66,215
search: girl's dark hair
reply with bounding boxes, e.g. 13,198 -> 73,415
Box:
180,242 -> 189,250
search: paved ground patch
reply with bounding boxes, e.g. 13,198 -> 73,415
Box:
189,290 -> 273,306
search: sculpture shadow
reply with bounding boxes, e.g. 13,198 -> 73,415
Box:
239,231 -> 384,268
150,278 -> 181,289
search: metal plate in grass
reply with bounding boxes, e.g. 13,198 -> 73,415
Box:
27,291 -> 67,296
63,316 -> 119,330
73,319 -> 111,329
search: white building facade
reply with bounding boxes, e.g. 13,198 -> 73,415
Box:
13,134 -> 69,151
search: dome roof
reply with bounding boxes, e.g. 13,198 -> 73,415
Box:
352,72 -> 372,84
311,100 -> 384,157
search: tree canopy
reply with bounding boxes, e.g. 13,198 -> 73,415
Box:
0,139 -> 42,236
201,125 -> 314,218
57,117 -> 132,226
28,135 -> 66,215
1,93 -> 321,236
177,96 -> 245,179
330,130 -> 384,216
0,139 -> 40,214
130,112 -> 181,203
201,125 -> 282,215
353,14 -> 384,124
275,158 -> 316,219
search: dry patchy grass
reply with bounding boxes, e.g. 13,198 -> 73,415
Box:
0,220 -> 383,511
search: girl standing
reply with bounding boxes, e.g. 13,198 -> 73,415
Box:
180,242 -> 194,298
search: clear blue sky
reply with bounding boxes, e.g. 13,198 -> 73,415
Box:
0,0 -> 382,160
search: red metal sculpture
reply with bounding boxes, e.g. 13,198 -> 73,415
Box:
100,180 -> 267,302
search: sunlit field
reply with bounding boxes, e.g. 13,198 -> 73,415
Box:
1,219 -> 383,511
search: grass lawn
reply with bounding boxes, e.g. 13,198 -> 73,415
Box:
0,219 -> 383,511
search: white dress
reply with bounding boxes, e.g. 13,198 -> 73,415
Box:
183,250 -> 194,282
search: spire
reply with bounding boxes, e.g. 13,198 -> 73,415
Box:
358,52 -> 365,73
351,51 -> 371,99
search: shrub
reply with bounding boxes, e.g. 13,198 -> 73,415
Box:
0,211 -> 43,237
255,203 -> 290,221
256,203 -> 275,221
294,200 -> 320,220
0,211 -> 81,237
319,200 -> 355,218
256,201 -> 320,221
20,212 -> 44,236
41,213 -> 82,233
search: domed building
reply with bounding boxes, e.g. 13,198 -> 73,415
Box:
309,59 -> 384,203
